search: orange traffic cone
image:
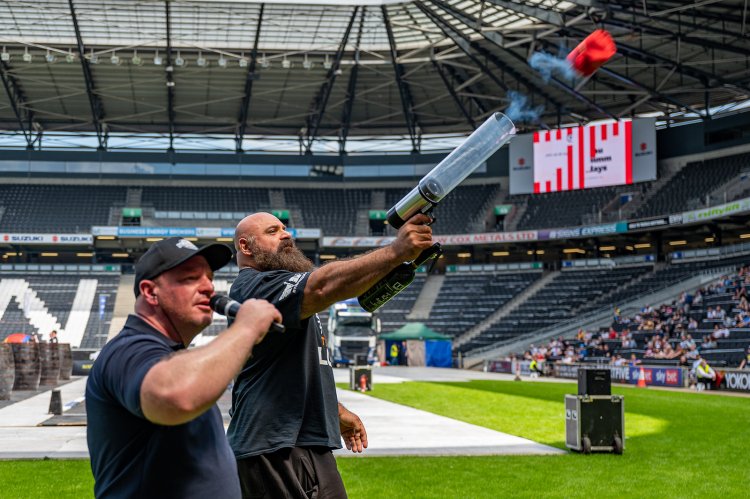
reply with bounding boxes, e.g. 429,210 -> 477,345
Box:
636,367 -> 647,388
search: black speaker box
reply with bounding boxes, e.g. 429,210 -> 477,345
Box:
578,368 -> 611,396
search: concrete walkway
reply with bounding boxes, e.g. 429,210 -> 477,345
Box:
0,368 -> 563,459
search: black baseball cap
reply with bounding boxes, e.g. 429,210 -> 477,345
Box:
134,237 -> 233,297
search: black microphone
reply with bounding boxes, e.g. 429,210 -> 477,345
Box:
209,295 -> 285,333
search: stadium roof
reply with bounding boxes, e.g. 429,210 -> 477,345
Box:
0,0 -> 749,153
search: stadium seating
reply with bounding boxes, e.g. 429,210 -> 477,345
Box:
0,273 -> 119,350
142,186 -> 271,213
512,185 -> 632,230
385,184 -> 499,235
0,184 -> 126,232
284,188 -> 371,235
425,272 -> 541,338
377,274 -> 427,333
634,153 -> 748,219
0,183 -> 499,236
458,266 -> 652,354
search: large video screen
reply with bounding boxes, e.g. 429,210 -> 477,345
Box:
509,118 -> 656,195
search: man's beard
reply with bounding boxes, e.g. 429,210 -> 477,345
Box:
251,239 -> 315,273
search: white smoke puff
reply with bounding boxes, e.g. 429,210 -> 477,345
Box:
529,51 -> 578,83
505,91 -> 544,123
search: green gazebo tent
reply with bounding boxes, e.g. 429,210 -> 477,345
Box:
378,323 -> 452,368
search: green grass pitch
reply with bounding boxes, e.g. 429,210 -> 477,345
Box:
0,380 -> 747,498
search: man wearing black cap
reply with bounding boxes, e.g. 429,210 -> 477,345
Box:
86,237 -> 281,498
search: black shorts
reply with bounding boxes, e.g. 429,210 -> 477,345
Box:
237,446 -> 347,499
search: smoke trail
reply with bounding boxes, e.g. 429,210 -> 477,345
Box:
528,51 -> 577,82
504,91 -> 544,123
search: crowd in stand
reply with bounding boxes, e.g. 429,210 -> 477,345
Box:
521,266 -> 750,384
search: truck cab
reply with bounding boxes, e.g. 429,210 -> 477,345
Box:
327,298 -> 380,367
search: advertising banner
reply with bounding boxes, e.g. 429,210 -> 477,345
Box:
322,231 -> 538,248
723,370 -> 750,393
553,363 -> 579,379
485,360 -> 514,374
0,233 -> 93,245
628,217 -> 670,231
92,226 -> 321,240
627,366 -> 683,387
543,222 -> 627,240
682,198 -> 750,224
550,363 -> 682,387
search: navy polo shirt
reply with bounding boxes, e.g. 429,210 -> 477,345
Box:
86,315 -> 241,498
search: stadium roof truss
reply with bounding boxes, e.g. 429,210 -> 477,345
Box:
0,0 -> 748,153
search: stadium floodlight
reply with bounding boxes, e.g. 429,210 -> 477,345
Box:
174,51 -> 185,67
218,55 -> 227,68
239,53 -> 248,68
22,47 -> 32,63
131,50 -> 142,66
2,47 -> 10,62
196,51 -> 207,67
110,52 -> 120,65
45,51 -> 56,63
322,54 -> 331,70
260,54 -> 269,68
153,50 -> 162,65
65,49 -> 76,63
281,56 -> 291,69
89,49 -> 98,64
302,54 -> 311,70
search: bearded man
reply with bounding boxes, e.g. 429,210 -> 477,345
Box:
229,211 -> 433,498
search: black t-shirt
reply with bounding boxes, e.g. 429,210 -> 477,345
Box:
86,315 -> 241,498
227,268 -> 340,459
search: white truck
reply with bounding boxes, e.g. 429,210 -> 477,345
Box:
327,298 -> 380,367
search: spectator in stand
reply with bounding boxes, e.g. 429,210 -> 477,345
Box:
715,305 -> 726,320
706,306 -> 716,319
678,355 -> 691,367
681,334 -> 696,350
612,354 -> 626,367
661,343 -> 679,359
735,311 -> 750,328
686,343 -> 700,361
628,354 -> 641,367
687,318 -> 698,330
739,295 -> 749,313
48,330 -> 58,344
701,335 -> 717,350
712,324 -> 730,339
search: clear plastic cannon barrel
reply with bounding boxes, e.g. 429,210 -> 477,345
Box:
387,112 -> 516,228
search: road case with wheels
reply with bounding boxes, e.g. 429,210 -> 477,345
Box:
565,394 -> 624,454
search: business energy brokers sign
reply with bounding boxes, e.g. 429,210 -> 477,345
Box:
0,233 -> 93,245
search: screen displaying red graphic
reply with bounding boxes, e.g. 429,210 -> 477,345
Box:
532,120 -> 633,193
508,118 -> 655,196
